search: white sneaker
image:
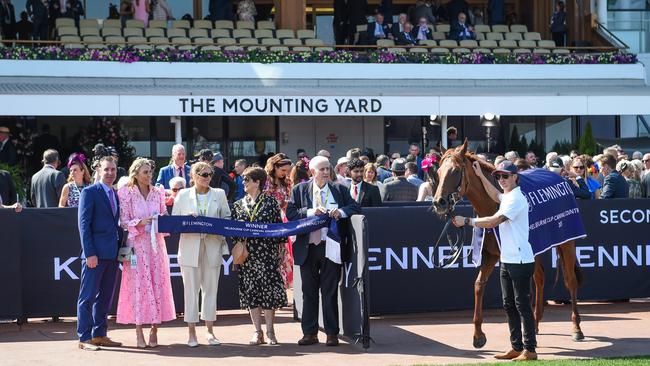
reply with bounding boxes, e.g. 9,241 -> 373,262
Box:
206,334 -> 221,346
187,339 -> 199,348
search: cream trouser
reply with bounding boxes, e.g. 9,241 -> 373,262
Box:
180,239 -> 222,323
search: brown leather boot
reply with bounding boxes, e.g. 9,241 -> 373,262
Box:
297,334 -> 319,346
513,350 -> 538,361
494,349 -> 522,360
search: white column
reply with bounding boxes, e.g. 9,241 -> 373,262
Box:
441,116 -> 448,149
171,116 -> 182,144
597,0 -> 608,27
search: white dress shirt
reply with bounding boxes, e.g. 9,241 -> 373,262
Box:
306,182 -> 347,264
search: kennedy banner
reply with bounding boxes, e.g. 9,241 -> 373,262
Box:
1,199 -> 649,321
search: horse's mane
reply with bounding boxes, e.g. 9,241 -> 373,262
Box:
441,148 -> 495,173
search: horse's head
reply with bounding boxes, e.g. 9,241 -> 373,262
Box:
432,139 -> 470,216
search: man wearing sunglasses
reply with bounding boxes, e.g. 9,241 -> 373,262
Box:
452,160 -> 537,361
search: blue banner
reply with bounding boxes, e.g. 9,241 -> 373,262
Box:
474,169 -> 587,265
157,214 -> 339,239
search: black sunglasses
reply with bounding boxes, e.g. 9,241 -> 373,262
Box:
243,176 -> 256,182
643,159 -> 650,163
172,188 -> 182,192
197,172 -> 213,178
494,173 -> 511,180
572,165 -> 585,170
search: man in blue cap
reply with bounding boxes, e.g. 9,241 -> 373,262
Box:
452,160 -> 537,361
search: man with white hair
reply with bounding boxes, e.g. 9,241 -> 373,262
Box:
544,152 -> 558,168
504,151 -> 519,163
632,151 -> 643,160
156,144 -> 190,189
286,155 -> 361,347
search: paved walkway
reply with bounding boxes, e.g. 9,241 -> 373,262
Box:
1,300 -> 649,366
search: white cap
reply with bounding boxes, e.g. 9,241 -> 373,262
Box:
336,157 -> 349,167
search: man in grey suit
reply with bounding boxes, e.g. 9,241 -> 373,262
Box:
381,158 -> 418,202
31,149 -> 66,207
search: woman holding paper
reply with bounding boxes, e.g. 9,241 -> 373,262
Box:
172,162 -> 231,347
233,167 -> 287,345
117,158 -> 175,348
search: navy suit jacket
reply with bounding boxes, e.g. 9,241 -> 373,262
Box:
600,171 -> 629,199
78,183 -> 121,260
366,21 -> 391,40
286,181 -> 361,266
156,164 -> 191,189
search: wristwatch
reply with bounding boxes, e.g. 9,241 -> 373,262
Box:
464,217 -> 471,226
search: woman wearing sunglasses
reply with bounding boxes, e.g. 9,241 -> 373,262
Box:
567,156 -> 593,200
571,156 -> 599,199
232,167 -> 287,345
172,162 -> 231,347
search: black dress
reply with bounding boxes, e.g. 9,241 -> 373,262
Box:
233,194 -> 288,310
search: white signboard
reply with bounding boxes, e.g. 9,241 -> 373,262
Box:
119,96 -> 440,116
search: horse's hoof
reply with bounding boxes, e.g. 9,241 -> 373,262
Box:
473,335 -> 487,349
572,331 -> 585,341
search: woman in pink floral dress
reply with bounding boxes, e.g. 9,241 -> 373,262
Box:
117,158 -> 175,348
263,153 -> 294,287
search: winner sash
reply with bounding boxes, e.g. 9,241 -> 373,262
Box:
158,214 -> 340,240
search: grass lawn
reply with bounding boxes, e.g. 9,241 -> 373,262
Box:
417,356 -> 650,366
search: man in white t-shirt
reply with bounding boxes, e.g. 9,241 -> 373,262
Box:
452,160 -> 537,361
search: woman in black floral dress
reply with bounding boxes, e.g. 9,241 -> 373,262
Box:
232,167 -> 288,346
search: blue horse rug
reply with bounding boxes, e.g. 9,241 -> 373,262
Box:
472,168 -> 587,266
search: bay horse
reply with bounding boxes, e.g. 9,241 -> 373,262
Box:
432,140 -> 584,348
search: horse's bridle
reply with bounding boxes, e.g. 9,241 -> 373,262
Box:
432,156 -> 471,268
444,157 -> 470,216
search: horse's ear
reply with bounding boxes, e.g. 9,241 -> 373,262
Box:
459,138 -> 468,155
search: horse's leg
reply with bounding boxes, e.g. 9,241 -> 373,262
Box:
533,256 -> 545,334
558,241 -> 584,341
473,251 -> 500,348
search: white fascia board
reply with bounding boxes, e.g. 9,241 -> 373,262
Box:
0,60 -> 644,81
0,95 -> 120,115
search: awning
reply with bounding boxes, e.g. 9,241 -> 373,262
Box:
1,61 -> 649,116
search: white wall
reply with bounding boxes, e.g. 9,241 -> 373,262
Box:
279,116 -> 384,160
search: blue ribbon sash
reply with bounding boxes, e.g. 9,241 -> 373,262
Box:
158,214 -> 339,239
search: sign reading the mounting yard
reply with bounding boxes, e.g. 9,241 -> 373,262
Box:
118,96 -> 438,116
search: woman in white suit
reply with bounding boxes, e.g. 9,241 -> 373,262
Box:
172,161 -> 231,347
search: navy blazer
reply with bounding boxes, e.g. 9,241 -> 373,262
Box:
286,181 -> 361,266
366,21 -> 391,40
156,164 -> 191,189
78,183 -> 121,260
600,171 -> 629,199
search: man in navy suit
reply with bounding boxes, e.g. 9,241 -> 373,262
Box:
156,144 -> 191,189
286,156 -> 361,346
77,156 -> 123,351
598,154 -> 629,199
366,12 -> 391,45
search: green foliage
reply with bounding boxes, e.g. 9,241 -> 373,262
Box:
551,140 -> 576,155
80,118 -> 135,168
508,126 -> 521,153
578,121 -> 598,156
0,163 -> 26,200
518,135 -> 528,158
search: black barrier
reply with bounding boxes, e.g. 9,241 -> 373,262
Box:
0,208 -> 240,319
364,199 -> 650,315
2,200 -> 649,330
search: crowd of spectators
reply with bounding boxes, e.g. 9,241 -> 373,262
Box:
2,119 -> 650,214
